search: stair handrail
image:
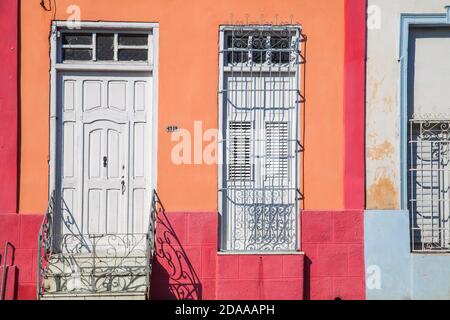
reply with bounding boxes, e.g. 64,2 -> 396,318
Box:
146,189 -> 162,299
0,241 -> 15,300
36,190 -> 56,300
37,189 -> 160,298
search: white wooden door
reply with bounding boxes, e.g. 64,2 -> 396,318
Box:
58,72 -> 152,236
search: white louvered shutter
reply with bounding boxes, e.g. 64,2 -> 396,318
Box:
228,121 -> 252,181
265,121 -> 289,182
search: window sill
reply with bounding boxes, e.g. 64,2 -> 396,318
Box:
55,62 -> 153,72
218,251 -> 304,256
411,251 -> 450,255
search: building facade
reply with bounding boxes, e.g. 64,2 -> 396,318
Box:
9,0 -> 445,301
365,0 -> 450,300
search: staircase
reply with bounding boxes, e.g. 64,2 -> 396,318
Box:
37,192 -> 160,300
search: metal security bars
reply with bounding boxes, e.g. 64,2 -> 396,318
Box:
219,25 -> 303,252
408,118 -> 450,252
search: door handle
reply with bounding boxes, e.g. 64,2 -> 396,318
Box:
121,180 -> 126,195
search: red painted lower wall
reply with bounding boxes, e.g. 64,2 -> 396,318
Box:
150,212 -> 304,300
0,210 -> 365,300
0,266 -> 17,300
302,211 -> 366,300
0,214 -> 42,300
146,210 -> 365,300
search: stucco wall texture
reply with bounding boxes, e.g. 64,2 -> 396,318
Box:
0,0 -> 18,213
19,0 -> 346,214
366,0 -> 450,210
365,211 -> 450,300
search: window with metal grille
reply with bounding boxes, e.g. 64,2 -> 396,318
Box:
225,29 -> 295,66
59,31 -> 150,63
219,26 -> 302,252
406,27 -> 450,252
408,119 -> 450,252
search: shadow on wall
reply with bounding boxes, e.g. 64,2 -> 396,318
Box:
150,203 -> 202,300
303,255 -> 312,300
0,242 -> 18,300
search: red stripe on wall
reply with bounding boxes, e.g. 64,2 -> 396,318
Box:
0,0 -> 18,213
344,0 -> 366,209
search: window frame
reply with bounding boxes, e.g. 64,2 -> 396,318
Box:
218,25 -> 303,253
400,10 -> 450,252
52,21 -> 155,71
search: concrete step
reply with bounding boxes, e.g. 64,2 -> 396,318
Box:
42,254 -> 151,295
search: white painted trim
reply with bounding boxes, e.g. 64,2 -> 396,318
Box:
151,27 -> 159,197
218,251 -> 305,256
55,63 -> 153,72
217,27 -> 226,249
49,23 -> 58,200
54,21 -> 158,30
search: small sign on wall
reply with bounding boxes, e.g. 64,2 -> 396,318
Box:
166,125 -> 180,133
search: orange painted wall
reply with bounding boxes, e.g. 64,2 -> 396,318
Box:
19,0 -> 345,214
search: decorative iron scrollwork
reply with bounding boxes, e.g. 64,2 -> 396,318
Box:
152,209 -> 202,300
37,190 -> 158,298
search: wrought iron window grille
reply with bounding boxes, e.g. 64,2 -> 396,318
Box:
219,25 -> 303,252
408,116 -> 450,252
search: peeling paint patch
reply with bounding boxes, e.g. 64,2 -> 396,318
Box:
367,140 -> 394,160
367,75 -> 385,107
367,174 -> 399,210
383,95 -> 394,112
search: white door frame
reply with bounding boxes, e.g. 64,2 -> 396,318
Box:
48,21 -> 159,232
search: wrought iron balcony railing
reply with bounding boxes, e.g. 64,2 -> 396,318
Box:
37,190 -> 160,299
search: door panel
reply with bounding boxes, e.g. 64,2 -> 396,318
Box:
83,81 -> 102,111
83,121 -> 127,235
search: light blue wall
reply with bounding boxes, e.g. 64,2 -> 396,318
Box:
365,210 -> 450,300
411,255 -> 450,300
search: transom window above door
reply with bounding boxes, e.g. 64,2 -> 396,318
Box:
58,31 -> 151,63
